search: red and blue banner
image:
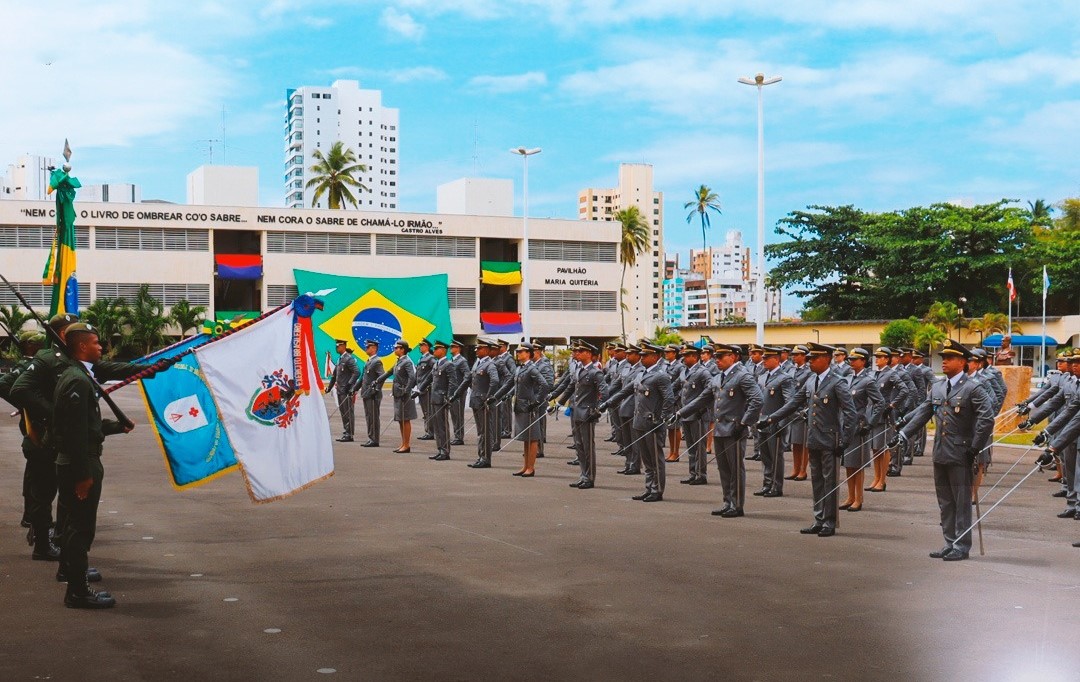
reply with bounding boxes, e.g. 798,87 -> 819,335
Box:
216,254 -> 263,280
480,312 -> 523,334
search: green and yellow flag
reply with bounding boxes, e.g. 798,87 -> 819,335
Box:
293,270 -> 454,371
480,260 -> 522,286
41,167 -> 81,317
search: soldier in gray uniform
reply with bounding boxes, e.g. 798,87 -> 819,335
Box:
1018,350 -> 1072,483
376,340 -> 417,453
358,339 -> 386,447
492,343 -> 551,476
908,349 -> 936,457
414,340 -> 459,460
680,344 -> 763,517
841,348 -> 884,511
556,341 -> 605,489
1020,350 -> 1080,517
831,347 -> 854,380
603,344 -> 628,444
324,339 -> 360,442
678,345 -> 711,486
1043,389 -> 1080,544
462,340 -> 501,468
753,347 -> 795,498
887,348 -> 918,474
868,347 -> 910,489
745,344 -> 766,462
624,343 -> 675,501
448,340 -> 469,445
532,342 -> 555,457
611,344 -> 645,475
895,340 -> 994,561
967,348 -> 1007,500
414,339 -> 436,440
496,339 -> 515,439
768,342 -> 857,537
603,343 -> 621,441
662,344 -> 685,462
784,345 -> 813,481
698,344 -> 720,459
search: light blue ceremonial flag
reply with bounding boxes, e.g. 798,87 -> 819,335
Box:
1043,266 -> 1050,299
138,335 -> 239,489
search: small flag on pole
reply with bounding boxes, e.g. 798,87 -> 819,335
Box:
1007,268 -> 1016,302
1042,266 -> 1051,299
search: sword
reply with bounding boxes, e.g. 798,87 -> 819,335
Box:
977,443 -> 1037,505
813,428 -> 885,507
490,409 -> 550,456
953,461 -> 1044,553
612,419 -> 669,458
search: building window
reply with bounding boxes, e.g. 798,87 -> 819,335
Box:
266,284 -> 299,306
447,287 -> 477,309
0,281 -> 90,308
529,290 -> 617,312
528,240 -> 617,263
375,234 -> 476,258
0,225 -> 89,249
95,227 -> 209,251
96,282 -> 210,306
266,231 -> 372,255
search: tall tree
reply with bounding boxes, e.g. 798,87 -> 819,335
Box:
684,185 -> 722,325
305,141 -> 368,209
1026,199 -> 1053,228
615,206 -> 650,342
967,313 -> 1021,337
913,323 -> 947,355
0,304 -> 35,340
923,301 -> 959,333
169,299 -> 208,338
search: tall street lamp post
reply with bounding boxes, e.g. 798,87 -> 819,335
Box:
511,147 -> 541,340
738,72 -> 781,346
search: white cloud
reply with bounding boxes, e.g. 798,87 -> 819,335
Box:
468,71 -> 548,94
0,3 -> 230,163
322,65 -> 448,84
300,16 -> 334,29
380,7 -> 425,40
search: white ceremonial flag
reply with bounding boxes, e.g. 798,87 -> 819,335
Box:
195,305 -> 334,502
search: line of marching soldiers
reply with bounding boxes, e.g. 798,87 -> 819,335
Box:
325,335 -> 1080,559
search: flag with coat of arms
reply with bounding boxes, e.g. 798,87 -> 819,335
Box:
194,296 -> 334,503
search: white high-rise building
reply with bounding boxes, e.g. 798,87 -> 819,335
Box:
0,154 -> 57,201
284,80 -> 399,210
578,164 -> 664,339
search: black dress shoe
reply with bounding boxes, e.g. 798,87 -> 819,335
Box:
902,458 -> 913,465
929,547 -> 951,559
604,437 -> 617,442
536,453 -> 545,458
519,472 -> 534,478
576,481 -> 594,490
418,434 -> 434,441
744,454 -> 761,461
711,505 -> 733,516
783,474 -> 798,480
32,543 -> 61,561
567,460 -> 580,466
336,436 -> 354,442
1052,490 -> 1067,498
569,481 -> 582,488
688,478 -> 707,485
642,493 -> 663,502
866,484 -> 886,492
680,477 -> 696,484
428,454 -> 440,459
450,440 -> 465,446
631,492 -> 650,501
752,489 -> 768,496
763,490 -> 783,497
65,589 -> 116,609
886,469 -> 900,477
1057,509 -> 1075,518
839,502 -> 852,510
433,453 -> 450,461
942,548 -> 969,561
361,441 -> 378,447
56,567 -> 103,583
1072,541 -> 1080,547
393,447 -> 411,453
800,525 -> 824,535
817,527 -> 835,537
624,469 -> 641,476
720,508 -> 744,518
512,471 -> 525,476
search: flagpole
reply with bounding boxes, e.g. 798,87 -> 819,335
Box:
1041,265 -> 1047,379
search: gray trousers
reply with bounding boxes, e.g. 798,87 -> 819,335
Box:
715,435 -> 746,510
889,425 -> 905,473
1061,442 -> 1078,512
337,391 -> 355,438
420,392 -> 432,436
473,406 -> 494,462
809,448 -> 839,530
572,419 -> 596,483
500,401 -> 512,436
934,462 -> 973,553
450,397 -> 466,442
431,400 -> 450,456
635,426 -> 665,495
609,411 -> 618,440
620,417 -> 638,471
914,424 -> 928,456
682,419 -> 708,480
538,413 -> 547,455
760,425 -> 785,493
363,397 -> 381,444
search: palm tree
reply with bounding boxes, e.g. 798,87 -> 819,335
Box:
922,301 -> 958,333
121,285 -> 170,356
968,312 -> 1022,337
305,141 -> 368,209
169,299 -> 208,338
615,206 -> 650,341
0,304 -> 35,340
83,297 -> 131,355
913,323 -> 947,356
1026,199 -> 1053,228
684,185 -> 722,326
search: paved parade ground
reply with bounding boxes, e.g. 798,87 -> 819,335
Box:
2,390 -> 1078,681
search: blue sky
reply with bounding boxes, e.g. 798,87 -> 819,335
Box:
5,1 -> 1079,264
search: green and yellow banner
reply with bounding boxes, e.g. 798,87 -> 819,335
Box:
480,260 -> 522,286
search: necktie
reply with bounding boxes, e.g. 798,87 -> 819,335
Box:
946,380 -> 953,397
814,375 -> 820,393
720,371 -> 727,386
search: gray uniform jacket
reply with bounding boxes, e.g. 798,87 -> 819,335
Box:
849,368 -> 886,432
416,356 -> 460,406
450,354 -> 470,394
1030,376 -> 1078,425
494,361 -> 550,410
1030,372 -> 1067,410
537,357 -> 556,395
769,370 -> 858,452
631,365 -> 675,431
678,363 -> 711,423
359,356 -> 385,399
551,360 -> 577,399
558,362 -> 606,422
681,363 -> 763,437
415,353 -> 436,394
1048,390 -> 1080,450
609,362 -> 644,419
327,351 -> 360,394
978,366 -> 1008,413
900,374 -> 995,466
464,357 -> 500,409
876,366 -> 912,421
377,355 -> 416,399
831,362 -> 854,380
666,360 -> 685,405
758,368 -> 796,429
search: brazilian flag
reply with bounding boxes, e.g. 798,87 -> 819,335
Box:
42,167 -> 81,316
294,270 -> 454,371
